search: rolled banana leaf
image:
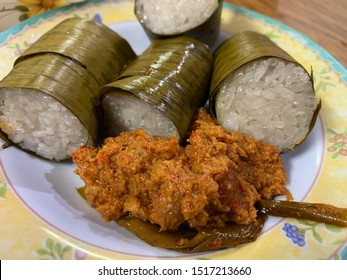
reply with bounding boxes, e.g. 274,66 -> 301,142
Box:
77,186 -> 265,252
15,18 -> 137,86
117,214 -> 266,253
0,54 -> 99,160
76,186 -> 347,252
0,18 -> 136,161
100,36 -> 213,141
257,199 -> 347,227
134,0 -> 223,47
209,31 -> 320,152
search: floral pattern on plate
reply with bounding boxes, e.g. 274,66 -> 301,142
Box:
0,0 -> 346,259
0,0 -> 86,31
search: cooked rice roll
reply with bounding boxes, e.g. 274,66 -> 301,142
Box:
100,36 -> 213,141
16,17 -> 136,86
134,0 -> 223,46
210,31 -> 320,152
0,18 -> 136,161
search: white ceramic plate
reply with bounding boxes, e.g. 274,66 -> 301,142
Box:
0,0 -> 346,260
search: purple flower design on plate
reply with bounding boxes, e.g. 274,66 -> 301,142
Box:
93,13 -> 102,23
282,223 -> 306,247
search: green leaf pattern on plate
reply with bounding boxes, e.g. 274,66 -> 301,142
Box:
34,237 -> 88,260
314,67 -> 337,92
283,219 -> 345,249
0,182 -> 7,199
265,30 -> 281,40
6,40 -> 31,57
35,238 -> 72,260
0,0 -> 345,260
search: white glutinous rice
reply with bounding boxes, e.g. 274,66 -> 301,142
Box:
102,92 -> 179,139
135,0 -> 219,34
215,58 -> 318,151
0,89 -> 89,160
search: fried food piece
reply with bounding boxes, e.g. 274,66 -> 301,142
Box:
72,109 -> 289,231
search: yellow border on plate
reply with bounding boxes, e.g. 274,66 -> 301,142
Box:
0,0 -> 346,260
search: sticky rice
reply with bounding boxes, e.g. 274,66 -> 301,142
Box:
100,36 -> 213,141
0,90 -> 89,160
215,58 -> 318,151
210,31 -> 320,152
0,18 -> 136,161
134,0 -> 222,46
135,0 -> 219,34
102,91 -> 179,138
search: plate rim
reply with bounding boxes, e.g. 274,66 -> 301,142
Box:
0,0 -> 346,260
1,0 -> 345,81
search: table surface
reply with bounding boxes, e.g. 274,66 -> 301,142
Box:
226,0 -> 347,68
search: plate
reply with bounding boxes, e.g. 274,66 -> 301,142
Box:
0,1 -> 86,32
0,0 -> 346,260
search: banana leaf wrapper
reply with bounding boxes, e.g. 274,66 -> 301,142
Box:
77,185 -> 347,251
77,186 -> 265,252
100,36 -> 213,141
118,199 -> 347,252
15,18 -> 137,86
117,214 -> 266,253
134,0 -> 223,47
0,53 -> 100,159
209,31 -> 320,152
257,199 -> 347,227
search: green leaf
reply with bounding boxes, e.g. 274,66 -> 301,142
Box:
45,238 -> 54,250
36,249 -> 50,256
19,13 -> 29,22
327,128 -> 338,135
331,152 -> 340,159
15,5 -> 29,12
0,183 -> 7,199
315,82 -> 322,92
297,219 -> 316,227
332,142 -> 343,148
54,243 -> 62,255
312,230 -> 323,244
265,30 -> 280,39
332,239 -> 345,246
325,82 -> 336,88
325,224 -> 342,233
62,246 -> 72,255
319,68 -> 329,74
